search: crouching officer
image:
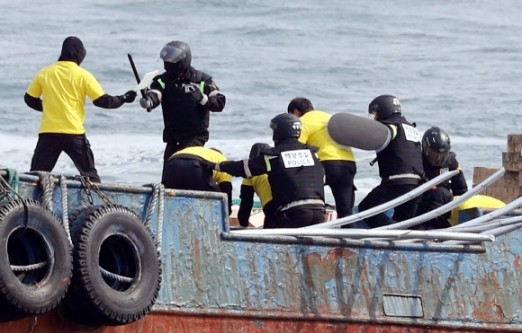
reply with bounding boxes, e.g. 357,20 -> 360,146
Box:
162,146 -> 232,214
238,143 -> 277,228
203,113 -> 325,228
414,126 -> 468,229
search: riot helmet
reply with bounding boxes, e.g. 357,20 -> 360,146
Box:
422,126 -> 451,167
368,95 -> 401,121
269,113 -> 302,143
160,41 -> 192,77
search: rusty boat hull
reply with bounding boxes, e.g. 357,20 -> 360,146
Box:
7,130 -> 522,333
0,169 -> 521,333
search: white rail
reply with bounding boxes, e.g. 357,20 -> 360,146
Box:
303,170 -> 459,229
375,168 -> 505,230
231,228 -> 495,243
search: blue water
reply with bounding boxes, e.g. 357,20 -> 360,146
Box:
1,0 -> 521,204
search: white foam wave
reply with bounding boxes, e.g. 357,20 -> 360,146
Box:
1,132 -> 382,204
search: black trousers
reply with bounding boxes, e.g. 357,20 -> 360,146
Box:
162,136 -> 207,179
30,133 -> 101,182
162,158 -> 220,192
265,206 -> 325,229
322,160 -> 357,218
357,182 -> 421,228
413,186 -> 453,230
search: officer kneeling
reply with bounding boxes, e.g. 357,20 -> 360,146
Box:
203,113 -> 325,228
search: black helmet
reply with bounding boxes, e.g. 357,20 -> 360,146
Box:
368,94 -> 401,121
422,126 -> 451,166
160,41 -> 192,77
269,113 -> 302,143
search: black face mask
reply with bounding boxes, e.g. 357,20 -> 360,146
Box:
164,61 -> 184,79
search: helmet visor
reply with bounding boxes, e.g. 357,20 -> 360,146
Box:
425,148 -> 448,166
160,44 -> 187,63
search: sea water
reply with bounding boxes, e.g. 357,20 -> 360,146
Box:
1,0 -> 521,205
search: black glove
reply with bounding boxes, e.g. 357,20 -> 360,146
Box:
186,83 -> 208,105
199,160 -> 217,170
121,90 -> 137,103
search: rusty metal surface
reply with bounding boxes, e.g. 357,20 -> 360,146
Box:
3,173 -> 522,332
2,308 -> 518,333
0,309 -> 502,333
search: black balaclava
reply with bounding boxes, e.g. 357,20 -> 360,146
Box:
164,61 -> 183,78
58,36 -> 86,65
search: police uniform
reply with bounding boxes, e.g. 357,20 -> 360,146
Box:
142,41 -> 226,180
150,68 -> 226,165
217,138 -> 325,228
358,114 -> 424,228
163,146 -> 232,213
238,174 -> 276,227
423,151 -> 467,195
414,151 -> 468,229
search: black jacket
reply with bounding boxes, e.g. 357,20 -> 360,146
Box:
423,151 -> 468,195
149,67 -> 226,144
218,138 -> 325,213
377,115 -> 424,185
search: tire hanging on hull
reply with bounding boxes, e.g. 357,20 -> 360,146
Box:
63,204 -> 162,327
0,199 -> 73,321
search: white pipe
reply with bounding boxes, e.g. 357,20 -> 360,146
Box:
447,215 -> 522,233
231,227 -> 495,242
484,223 -> 522,237
444,226 -> 522,246
450,195 -> 522,229
399,199 -> 522,244
303,170 -> 459,229
376,168 -> 506,230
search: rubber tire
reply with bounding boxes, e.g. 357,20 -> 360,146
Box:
64,204 -> 161,326
0,199 -> 73,320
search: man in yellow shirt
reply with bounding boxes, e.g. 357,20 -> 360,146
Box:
24,36 -> 136,182
287,97 -> 357,219
163,146 -> 232,213
237,143 -> 276,227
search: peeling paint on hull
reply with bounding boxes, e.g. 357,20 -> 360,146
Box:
1,172 -> 522,332
2,310 -> 519,333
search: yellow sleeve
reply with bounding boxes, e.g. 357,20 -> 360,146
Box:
26,74 -> 42,98
214,170 -> 232,184
84,71 -> 106,101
